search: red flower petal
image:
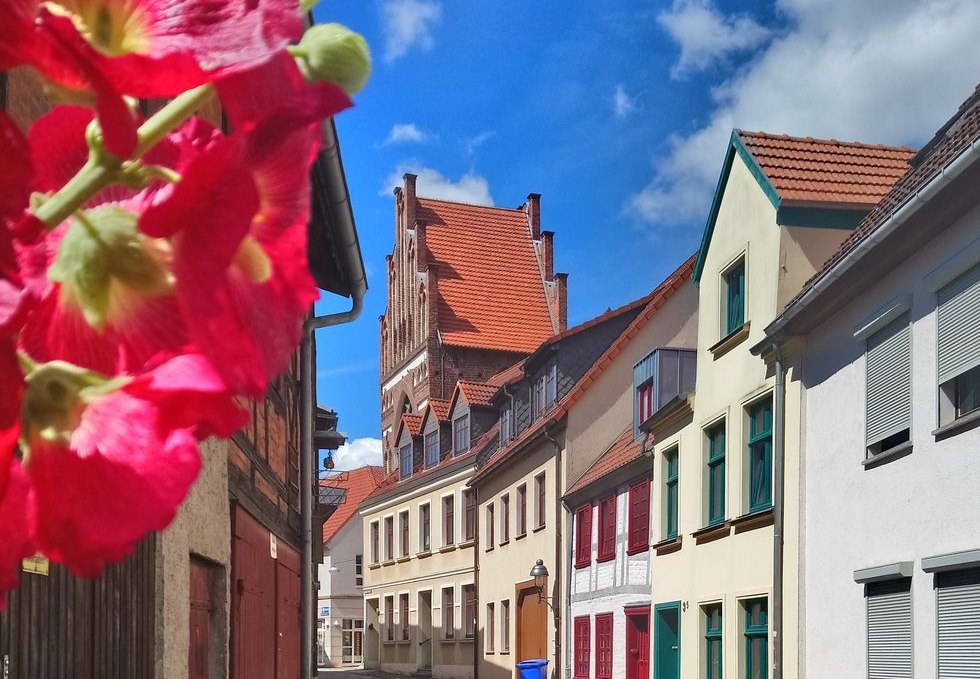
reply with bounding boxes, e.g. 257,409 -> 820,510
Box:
0,110 -> 32,226
27,105 -> 94,194
0,461 -> 33,610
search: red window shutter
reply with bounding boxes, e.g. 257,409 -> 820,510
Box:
575,505 -> 592,568
597,496 -> 616,562
574,617 -> 590,678
595,613 -> 613,679
627,479 -> 650,554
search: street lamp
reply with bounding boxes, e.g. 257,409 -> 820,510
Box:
529,559 -> 554,609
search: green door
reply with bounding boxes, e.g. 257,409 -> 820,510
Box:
654,602 -> 681,679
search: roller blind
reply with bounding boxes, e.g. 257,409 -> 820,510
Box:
937,568 -> 980,678
867,578 -> 912,679
866,314 -> 911,445
938,263 -> 980,384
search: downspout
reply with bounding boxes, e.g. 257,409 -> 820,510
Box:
301,119 -> 367,679
544,424 -> 562,679
771,343 -> 785,679
473,482 -> 480,679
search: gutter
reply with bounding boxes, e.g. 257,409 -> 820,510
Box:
768,135 -> 980,336
300,119 -> 367,679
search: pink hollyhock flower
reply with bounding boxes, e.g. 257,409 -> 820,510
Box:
140,53 -> 351,396
17,353 -> 245,577
0,460 -> 33,611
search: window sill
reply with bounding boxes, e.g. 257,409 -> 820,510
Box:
596,553 -> 615,564
396,556 -> 410,563
484,651 -> 495,656
574,561 -> 591,570
499,540 -> 510,547
440,637 -> 456,644
397,639 -> 410,645
863,440 -> 913,469
653,535 -> 682,555
459,539 -> 475,548
485,546 -> 494,553
459,637 -> 474,644
439,545 -> 456,554
382,560 -> 396,567
369,563 -> 381,570
532,524 -> 546,533
416,550 -> 432,559
933,408 -> 980,441
693,521 -> 731,544
626,544 -> 649,556
731,508 -> 773,534
709,322 -> 751,360
499,650 -> 510,656
515,532 -> 527,541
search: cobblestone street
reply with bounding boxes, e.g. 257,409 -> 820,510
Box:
317,667 -> 395,679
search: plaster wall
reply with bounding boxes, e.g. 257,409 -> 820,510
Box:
563,280 -> 698,485
155,437 -> 231,679
361,465 -> 476,678
317,517 -> 366,666
802,204 -> 980,678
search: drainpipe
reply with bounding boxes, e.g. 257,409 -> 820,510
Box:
301,119 -> 367,679
771,343 -> 785,679
473,482 -> 480,679
544,424 -> 563,679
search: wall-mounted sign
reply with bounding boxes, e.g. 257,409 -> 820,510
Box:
22,555 -> 49,576
270,533 -> 278,560
320,605 -> 330,617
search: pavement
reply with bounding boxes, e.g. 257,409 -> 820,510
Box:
317,667 -> 398,679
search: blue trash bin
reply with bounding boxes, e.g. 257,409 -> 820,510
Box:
516,659 -> 549,679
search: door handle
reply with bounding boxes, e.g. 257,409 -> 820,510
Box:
671,645 -> 678,650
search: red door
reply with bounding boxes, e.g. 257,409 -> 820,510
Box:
232,506 -> 277,679
275,543 -> 301,679
626,606 -> 651,679
189,559 -> 216,679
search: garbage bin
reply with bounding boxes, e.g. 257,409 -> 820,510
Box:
516,659 -> 549,679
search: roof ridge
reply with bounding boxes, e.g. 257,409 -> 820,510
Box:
737,129 -> 915,152
416,196 -> 523,212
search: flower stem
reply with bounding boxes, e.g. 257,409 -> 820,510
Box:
33,83 -> 216,229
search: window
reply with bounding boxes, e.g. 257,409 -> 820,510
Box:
747,399 -> 773,512
532,364 -> 557,417
501,600 -> 510,653
500,494 -> 510,544
597,495 -> 616,562
595,613 -> 613,679
442,496 -> 455,546
486,503 -> 495,549
937,568 -> 980,675
485,603 -> 495,652
743,598 -> 767,679
637,381 -> 653,425
866,314 -> 911,455
866,578 -> 911,677
463,584 -> 476,639
442,587 -> 455,640
370,522 -> 379,564
463,489 -> 476,542
500,406 -> 512,443
573,617 -> 590,678
399,443 -> 413,478
723,258 -> 745,336
453,415 -> 470,454
627,479 -> 650,554
535,472 -> 546,529
385,595 -> 394,642
704,604 -> 722,679
399,510 -> 409,558
424,430 -> 440,467
516,484 -> 527,536
706,423 -> 726,526
574,504 -> 592,568
419,504 -> 431,552
355,554 -> 363,587
399,593 -> 409,641
938,263 -> 980,426
384,517 -> 394,561
664,447 -> 679,539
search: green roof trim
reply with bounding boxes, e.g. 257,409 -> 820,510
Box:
692,131 -> 781,284
776,206 -> 866,229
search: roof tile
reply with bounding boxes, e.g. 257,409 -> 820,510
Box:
321,466 -> 386,545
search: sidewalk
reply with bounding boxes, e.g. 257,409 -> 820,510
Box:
317,667 -> 399,679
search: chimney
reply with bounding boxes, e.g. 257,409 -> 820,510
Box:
554,272 -> 568,332
525,192 -> 541,240
403,173 -> 418,232
540,231 -> 554,281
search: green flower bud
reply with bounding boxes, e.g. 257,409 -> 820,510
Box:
295,23 -> 371,95
48,206 -> 174,330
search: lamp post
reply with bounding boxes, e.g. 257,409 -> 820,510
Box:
529,559 -> 554,609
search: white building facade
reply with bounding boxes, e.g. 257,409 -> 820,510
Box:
317,517 -> 367,667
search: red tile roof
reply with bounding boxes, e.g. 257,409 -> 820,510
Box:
400,414 -> 423,437
426,398 -> 451,422
738,131 -> 915,206
456,380 -> 499,408
564,428 -> 643,497
486,359 -> 526,388
471,255 -> 695,484
321,466 -> 386,545
418,197 -> 555,353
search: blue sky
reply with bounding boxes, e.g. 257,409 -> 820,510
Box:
311,0 -> 980,469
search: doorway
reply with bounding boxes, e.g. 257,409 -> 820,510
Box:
653,602 -> 680,679
418,590 -> 433,671
626,606 -> 651,679
364,599 -> 381,669
516,579 -> 548,662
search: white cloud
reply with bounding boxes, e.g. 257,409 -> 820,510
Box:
382,0 -> 442,63
657,0 -> 771,78
628,0 -> 980,226
463,130 -> 495,156
331,437 -> 383,470
613,84 -> 637,118
382,162 -> 494,205
384,123 -> 433,145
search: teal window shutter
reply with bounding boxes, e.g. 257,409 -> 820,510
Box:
665,448 -> 679,539
707,424 -> 726,525
748,399 -> 772,512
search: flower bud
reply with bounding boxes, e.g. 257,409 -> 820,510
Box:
295,23 -> 371,95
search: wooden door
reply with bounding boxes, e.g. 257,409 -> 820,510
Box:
275,544 -> 301,679
653,603 -> 680,679
515,580 -> 547,661
189,559 -> 216,679
626,606 -> 651,679
231,506 -> 276,679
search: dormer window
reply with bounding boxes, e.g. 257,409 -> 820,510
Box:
499,406 -> 512,443
399,443 -> 413,479
453,415 -> 470,454
637,381 -> 653,424
722,258 -> 746,337
424,430 -> 440,467
532,364 -> 557,418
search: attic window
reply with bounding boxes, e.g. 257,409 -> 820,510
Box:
532,364 -> 557,418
